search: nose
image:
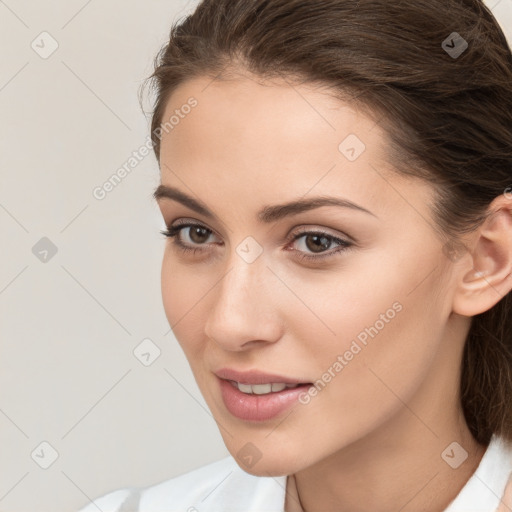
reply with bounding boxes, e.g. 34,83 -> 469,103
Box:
203,254 -> 282,352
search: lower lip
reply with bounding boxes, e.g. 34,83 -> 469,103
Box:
218,378 -> 312,422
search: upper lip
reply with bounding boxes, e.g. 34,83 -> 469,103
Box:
215,368 -> 311,385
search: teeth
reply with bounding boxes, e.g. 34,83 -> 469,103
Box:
237,383 -> 253,394
252,384 -> 272,395
232,381 -> 301,394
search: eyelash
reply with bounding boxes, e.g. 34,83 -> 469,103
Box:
159,222 -> 354,262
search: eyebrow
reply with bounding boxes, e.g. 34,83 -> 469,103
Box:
153,185 -> 378,223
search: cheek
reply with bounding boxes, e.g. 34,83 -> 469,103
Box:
272,261 -> 447,462
161,253 -> 206,357
161,254 -> 181,326
301,255 -> 446,414
312,247 -> 444,352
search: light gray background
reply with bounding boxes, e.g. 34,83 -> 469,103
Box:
1,1 -> 511,511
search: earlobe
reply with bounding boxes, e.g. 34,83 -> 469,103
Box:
452,197 -> 512,318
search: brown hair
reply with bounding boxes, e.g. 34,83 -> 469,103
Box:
140,0 -> 512,446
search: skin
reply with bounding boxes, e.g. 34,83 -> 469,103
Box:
155,70 -> 512,512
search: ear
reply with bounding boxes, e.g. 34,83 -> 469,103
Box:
452,193 -> 512,317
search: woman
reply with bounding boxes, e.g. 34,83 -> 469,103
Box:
79,0 -> 512,510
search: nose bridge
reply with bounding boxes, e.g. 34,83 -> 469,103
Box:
213,249 -> 266,318
204,247 -> 279,349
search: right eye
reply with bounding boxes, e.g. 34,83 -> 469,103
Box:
160,222 -> 218,255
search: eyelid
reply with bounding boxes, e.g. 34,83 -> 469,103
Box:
170,218 -> 220,235
290,225 -> 355,244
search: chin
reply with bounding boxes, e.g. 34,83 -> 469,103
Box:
233,456 -> 295,477
225,441 -> 309,477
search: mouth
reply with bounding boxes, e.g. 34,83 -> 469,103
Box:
226,379 -> 308,395
214,368 -> 314,421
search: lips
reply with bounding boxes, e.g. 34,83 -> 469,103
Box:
214,367 -> 313,421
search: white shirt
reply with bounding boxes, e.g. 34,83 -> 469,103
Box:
78,434 -> 512,512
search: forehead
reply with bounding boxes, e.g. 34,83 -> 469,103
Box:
158,74 -> 435,228
161,73 -> 375,154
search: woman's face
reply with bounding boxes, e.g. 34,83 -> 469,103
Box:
156,73 -> 463,476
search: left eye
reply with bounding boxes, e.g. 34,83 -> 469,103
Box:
160,223 -> 354,262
